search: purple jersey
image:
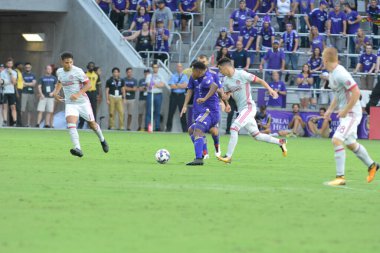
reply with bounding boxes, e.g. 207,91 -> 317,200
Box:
215,36 -> 235,48
268,81 -> 286,107
307,56 -> 322,77
133,13 -> 150,30
264,49 -> 285,70
128,0 -> 139,10
259,26 -> 275,47
308,8 -> 327,32
297,73 -> 312,89
240,26 -> 257,49
367,4 -> 380,18
154,28 -> 170,52
180,0 -> 195,11
113,0 -> 127,10
246,0 -> 258,10
346,10 -> 360,34
282,30 -> 299,51
298,0 -> 314,14
98,0 -> 111,12
163,0 -> 178,11
230,8 -> 257,31
328,11 -> 346,34
207,68 -> 223,89
311,35 -> 324,52
359,53 -> 377,72
138,0 -> 151,8
260,0 -> 274,13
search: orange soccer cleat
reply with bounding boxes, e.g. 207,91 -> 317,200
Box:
217,155 -> 232,164
367,163 -> 379,183
327,176 -> 346,186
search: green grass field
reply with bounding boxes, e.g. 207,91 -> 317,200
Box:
0,128 -> 379,253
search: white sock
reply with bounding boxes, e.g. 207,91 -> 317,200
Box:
353,144 -> 374,167
226,129 -> 239,158
68,123 -> 81,150
93,123 -> 105,142
253,132 -> 281,145
334,145 -> 346,176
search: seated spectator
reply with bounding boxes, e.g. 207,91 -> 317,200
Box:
326,3 -> 346,53
280,23 -> 299,84
256,16 -> 275,57
267,71 -> 287,107
260,0 -> 275,14
275,0 -> 295,32
151,0 -> 174,31
125,22 -> 153,59
110,0 -> 128,30
246,0 -> 259,11
307,107 -> 331,138
259,40 -> 285,83
97,0 -> 112,15
367,0 -> 380,48
137,0 -> 152,12
36,65 -> 57,128
152,19 -> 170,64
106,67 -> 125,130
231,41 -> 250,70
309,26 -> 325,53
354,28 -> 371,55
255,105 -> 272,134
278,103 -> 305,137
229,0 -> 258,35
137,69 -> 150,131
238,17 -> 257,65
215,27 -> 235,51
296,64 -> 313,109
216,47 -> 232,63
179,0 -> 197,32
304,1 -> 328,33
354,44 -> 377,91
129,6 -> 151,31
308,47 -> 323,89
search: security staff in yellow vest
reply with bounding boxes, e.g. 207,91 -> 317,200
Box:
78,62 -> 102,128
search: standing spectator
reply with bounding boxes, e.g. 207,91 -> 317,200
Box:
354,28 -> 371,56
229,0 -> 258,36
275,0 -> 295,32
307,107 -> 331,138
367,0 -> 380,48
125,22 -> 153,59
231,41 -> 250,70
137,0 -> 152,12
238,17 -> 257,66
14,62 -> 23,126
151,0 -> 173,31
152,19 -> 170,64
309,26 -> 325,53
137,69 -> 150,131
280,23 -> 299,84
256,16 -> 275,58
21,63 -> 36,127
154,0 -> 178,12
106,67 -> 125,130
255,105 -> 272,134
0,58 -> 17,127
145,63 -> 165,131
128,6 -> 150,31
344,2 -> 361,69
124,67 -> 138,130
260,0 -> 275,14
308,47 -> 323,89
278,103 -> 306,137
97,0 -> 112,15
259,40 -> 286,83
296,63 -> 313,109
294,0 -> 315,47
354,44 -> 376,91
166,63 -> 188,132
216,47 -> 232,62
179,0 -> 197,32
327,4 -> 346,53
127,0 -> 140,28
267,70 -> 287,107
246,0 -> 259,11
305,1 -> 328,33
111,0 -> 128,30
36,65 -> 57,128
78,62 -> 101,129
215,27 -> 235,51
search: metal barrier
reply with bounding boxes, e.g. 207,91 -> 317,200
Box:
138,51 -> 171,67
188,19 -> 214,66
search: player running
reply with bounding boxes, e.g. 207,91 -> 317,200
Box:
52,52 -> 109,157
217,58 -> 287,164
180,61 -> 225,166
322,47 -> 379,186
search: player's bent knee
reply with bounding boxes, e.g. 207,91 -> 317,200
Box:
332,137 -> 343,146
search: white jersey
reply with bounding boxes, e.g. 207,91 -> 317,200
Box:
328,65 -> 362,117
223,69 -> 257,112
57,66 -> 89,104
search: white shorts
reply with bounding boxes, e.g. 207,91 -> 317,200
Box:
231,107 -> 259,135
65,102 -> 95,122
37,98 -> 54,113
333,114 -> 362,145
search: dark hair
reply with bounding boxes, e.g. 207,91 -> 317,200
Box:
192,61 -> 207,70
320,107 -> 326,112
6,57 -> 13,63
311,47 -> 321,60
216,47 -> 231,62
126,67 -> 132,72
112,67 -> 120,73
292,103 -> 300,109
93,66 -> 99,72
87,61 -> 95,69
301,63 -> 311,75
217,57 -> 232,66
138,5 -> 146,15
260,105 -> 267,110
60,52 -> 73,60
190,60 -> 197,68
24,62 -> 31,66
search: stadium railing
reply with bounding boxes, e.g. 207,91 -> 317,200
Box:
188,19 -> 214,65
138,51 -> 171,66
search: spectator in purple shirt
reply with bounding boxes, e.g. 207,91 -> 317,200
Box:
111,0 -> 128,30
256,16 -> 275,58
367,0 -> 380,47
309,26 -> 325,53
344,3 -> 362,68
294,0 -> 314,47
267,71 -> 287,107
129,6 -> 151,31
246,0 -> 260,11
215,27 -> 235,51
354,44 -> 377,90
260,0 -> 275,14
296,64 -> 313,109
305,1 -> 328,32
153,19 -> 170,64
259,40 -> 286,83
327,4 -> 346,53
238,17 -> 257,66
354,29 -> 371,55
138,0 -> 152,11
229,0 -> 258,35
126,0 -> 140,27
97,0 -> 112,15
308,47 -> 323,88
280,23 -> 299,73
179,0 -> 197,32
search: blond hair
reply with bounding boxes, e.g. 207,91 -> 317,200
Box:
322,47 -> 338,63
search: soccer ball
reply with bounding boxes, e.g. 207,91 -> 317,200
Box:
155,149 -> 170,164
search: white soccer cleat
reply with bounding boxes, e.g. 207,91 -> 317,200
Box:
203,154 -> 210,159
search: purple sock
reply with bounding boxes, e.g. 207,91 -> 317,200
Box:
212,134 -> 219,151
190,134 -> 195,143
203,136 -> 208,155
194,137 -> 204,159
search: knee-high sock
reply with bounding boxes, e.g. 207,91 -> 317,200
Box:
353,144 -> 374,167
202,136 -> 208,155
334,145 -> 346,176
253,132 -> 281,145
93,123 -> 105,142
194,137 -> 204,159
212,134 -> 220,152
190,134 -> 195,143
68,124 -> 81,150
226,130 -> 239,158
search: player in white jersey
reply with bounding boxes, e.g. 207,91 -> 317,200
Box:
322,48 -> 379,186
52,52 -> 109,157
216,58 -> 287,164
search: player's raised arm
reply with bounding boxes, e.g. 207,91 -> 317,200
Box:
197,82 -> 218,104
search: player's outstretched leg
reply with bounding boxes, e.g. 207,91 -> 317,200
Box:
217,126 -> 239,164
327,138 -> 346,186
348,142 -> 379,183
68,123 -> 83,157
88,121 -> 109,153
186,123 -> 205,166
252,131 -> 288,157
